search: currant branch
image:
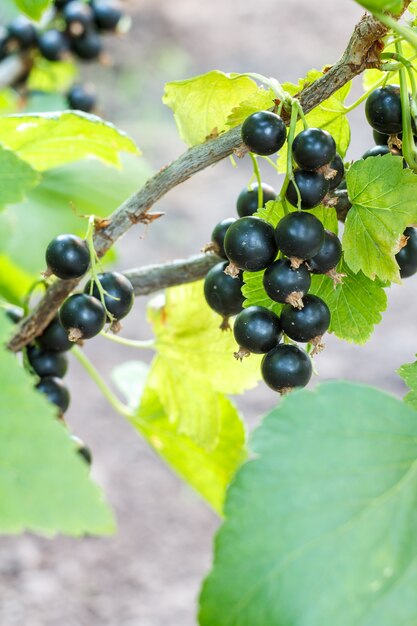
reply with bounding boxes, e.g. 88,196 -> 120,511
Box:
7,9 -> 406,353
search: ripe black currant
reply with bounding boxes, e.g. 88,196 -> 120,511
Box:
365,85 -> 402,135
308,230 -> 342,274
71,30 -> 103,60
38,316 -> 73,353
236,183 -> 277,217
396,227 -> 417,278
4,306 -> 23,324
45,234 -> 90,280
8,17 -> 37,49
224,217 -> 277,272
261,344 -> 312,392
204,262 -> 244,320
263,259 -> 311,308
328,154 -> 344,190
38,30 -> 69,61
373,129 -> 390,146
60,294 -> 106,341
280,294 -> 330,343
63,1 -> 93,37
233,306 -> 282,356
36,376 -> 70,413
71,435 -> 92,465
67,84 -> 97,112
210,218 -> 236,259
84,272 -> 134,321
241,111 -> 287,156
275,212 -> 325,261
362,145 -> 390,159
27,345 -> 68,378
292,128 -> 336,171
286,169 -> 329,209
92,1 -> 124,31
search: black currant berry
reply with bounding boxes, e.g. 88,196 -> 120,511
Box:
263,259 -> 311,308
236,183 -> 277,217
362,145 -> 391,159
45,234 -> 90,280
8,17 -> 37,49
281,294 -> 330,343
60,294 -> 106,341
241,111 -> 287,156
38,30 -> 69,61
233,306 -> 282,356
396,227 -> 417,278
71,435 -> 92,465
38,316 -> 73,353
36,376 -> 70,413
292,128 -> 336,171
308,230 -> 342,274
63,1 -> 93,37
275,212 -> 325,261
4,306 -> 23,324
261,344 -> 312,392
84,272 -> 134,321
286,170 -> 329,209
224,217 -> 277,272
210,218 -> 236,259
365,85 -> 402,135
204,261 -> 244,320
55,0 -> 76,9
67,84 -> 97,112
0,27 -> 10,61
373,129 -> 390,145
27,345 -> 68,378
328,154 -> 344,190
71,30 -> 102,60
92,1 -> 124,31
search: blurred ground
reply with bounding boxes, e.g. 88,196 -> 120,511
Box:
2,1 -> 417,625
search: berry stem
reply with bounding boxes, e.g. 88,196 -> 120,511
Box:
85,215 -> 116,322
373,12 -> 417,51
100,331 -> 155,350
279,100 -> 302,212
72,345 -> 134,419
343,73 -> 391,113
249,152 -> 264,209
396,40 -> 417,170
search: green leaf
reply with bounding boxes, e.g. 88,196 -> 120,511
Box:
13,0 -> 52,20
163,71 -> 258,146
0,311 -> 114,535
277,71 -> 351,172
409,0 -> 417,14
145,282 -> 261,448
27,57 -> 78,93
113,362 -> 247,514
397,358 -> 417,409
0,145 -> 40,208
242,200 -> 338,315
0,254 -> 34,305
0,111 -> 139,171
344,154 -> 417,282
226,88 -> 275,128
310,259 -> 388,344
200,381 -> 417,626
0,89 -> 19,115
355,0 -> 403,14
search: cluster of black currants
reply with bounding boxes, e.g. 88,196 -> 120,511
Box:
204,110 -> 343,394
364,84 -> 417,278
0,0 -> 128,113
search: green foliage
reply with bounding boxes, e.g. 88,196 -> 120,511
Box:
163,71 -> 258,146
344,154 -> 417,283
397,358 -> 417,409
0,312 -> 114,535
200,381 -> 417,626
0,254 -> 33,305
27,58 -> 78,94
12,0 -> 52,20
0,111 -> 139,171
226,88 -> 276,128
0,145 -> 40,209
143,282 -> 261,449
355,0 -> 403,14
113,361 -> 247,514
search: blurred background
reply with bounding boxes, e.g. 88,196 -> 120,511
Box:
1,1 -> 417,625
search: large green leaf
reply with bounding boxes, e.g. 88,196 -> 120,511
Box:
0,145 -> 40,208
0,254 -> 34,305
0,111 -> 139,171
200,381 -> 417,626
27,58 -> 78,93
145,282 -> 261,448
113,361 -> 247,514
226,88 -> 276,128
163,71 -> 258,146
397,358 -> 417,409
0,312 -> 114,535
13,0 -> 51,20
344,154 -> 417,283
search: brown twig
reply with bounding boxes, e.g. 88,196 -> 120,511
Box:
7,11 -> 401,352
